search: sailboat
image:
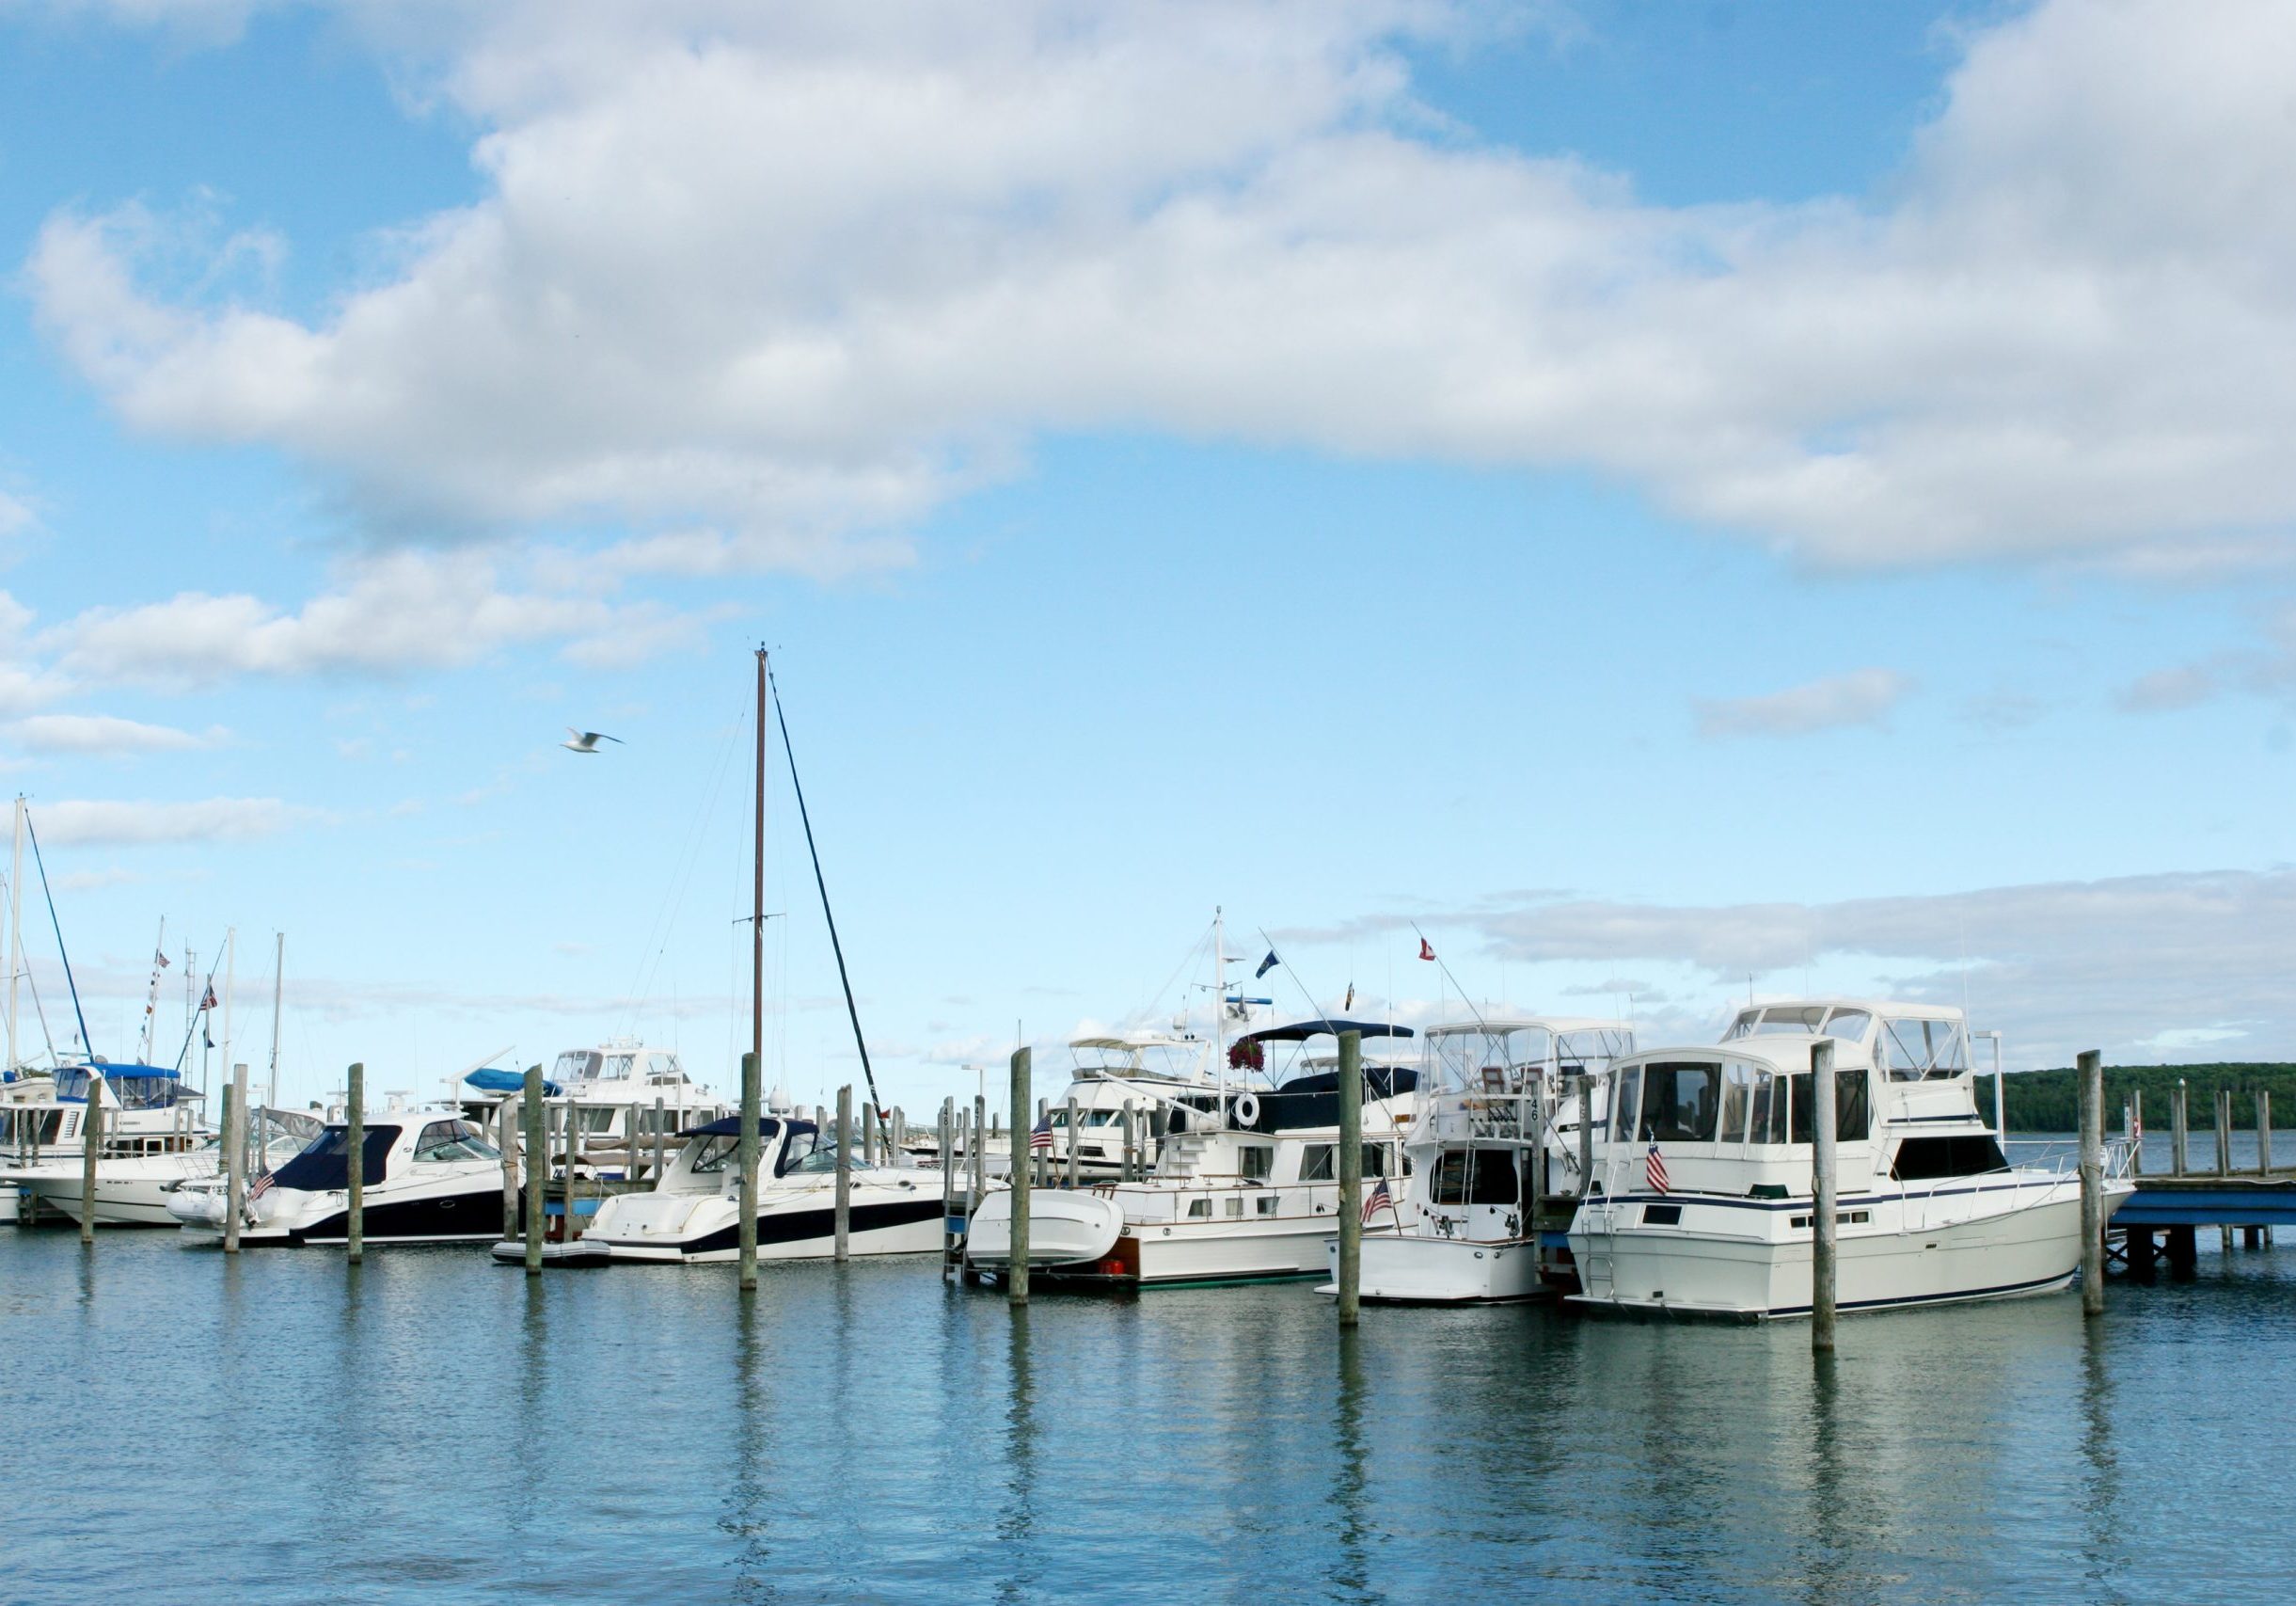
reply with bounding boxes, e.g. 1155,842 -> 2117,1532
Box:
499,648 -> 927,1265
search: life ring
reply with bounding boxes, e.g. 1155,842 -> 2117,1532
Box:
1230,1092 -> 1260,1127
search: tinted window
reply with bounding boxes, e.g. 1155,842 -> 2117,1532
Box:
1609,1067 -> 1642,1141
1300,1144 -> 1335,1181
1432,1148 -> 1518,1205
1640,1062 -> 1722,1142
1239,1145 -> 1273,1182
414,1121 -> 497,1162
1783,1073 -> 1870,1144
1892,1135 -> 2006,1180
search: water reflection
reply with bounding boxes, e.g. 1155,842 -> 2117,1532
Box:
723,1294 -> 776,1603
995,1305 -> 1037,1604
2077,1322 -> 2128,1604
1323,1325 -> 1372,1604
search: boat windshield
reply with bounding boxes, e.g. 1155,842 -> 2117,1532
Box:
1724,1006 -> 1876,1043
1615,1060 -> 1871,1146
413,1120 -> 498,1162
1878,1017 -> 1968,1080
53,1067 -> 181,1108
788,1142 -> 871,1175
552,1051 -> 601,1083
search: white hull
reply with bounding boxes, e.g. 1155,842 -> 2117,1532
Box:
551,1175 -> 944,1264
1323,1231 -> 1547,1303
968,1188 -> 1340,1285
12,1166 -> 211,1227
1568,1173 -> 2130,1319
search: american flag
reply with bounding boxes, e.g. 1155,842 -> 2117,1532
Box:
1028,1116 -> 1054,1152
1644,1141 -> 1670,1195
1361,1178 -> 1395,1227
249,1169 -> 274,1201
199,984 -> 218,1011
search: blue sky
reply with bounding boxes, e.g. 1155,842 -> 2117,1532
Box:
2,0 -> 2291,1110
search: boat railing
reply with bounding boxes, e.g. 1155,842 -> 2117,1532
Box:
2003,1137 -> 2137,1181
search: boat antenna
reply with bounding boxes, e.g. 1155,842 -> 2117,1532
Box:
765,658 -> 886,1121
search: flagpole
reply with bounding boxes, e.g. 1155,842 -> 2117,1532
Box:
5,797 -> 20,1077
221,927 -> 234,1098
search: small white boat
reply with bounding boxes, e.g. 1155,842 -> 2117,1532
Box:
496,1113 -> 943,1265
1328,1017 -> 1635,1304
1565,999 -> 2135,1319
171,1111 -> 508,1245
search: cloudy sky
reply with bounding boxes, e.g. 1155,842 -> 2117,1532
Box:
2,0 -> 2290,1108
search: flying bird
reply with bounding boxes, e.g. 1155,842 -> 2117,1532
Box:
562,728 -> 624,754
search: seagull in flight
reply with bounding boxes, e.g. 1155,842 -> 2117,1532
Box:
562,727 -> 624,755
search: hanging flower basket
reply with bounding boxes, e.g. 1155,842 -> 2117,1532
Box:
1227,1039 -> 1264,1073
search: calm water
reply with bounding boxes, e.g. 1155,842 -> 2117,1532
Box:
5,1219 -> 2294,1603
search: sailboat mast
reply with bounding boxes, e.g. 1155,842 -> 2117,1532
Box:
752,649 -> 767,1091
268,931 -> 284,1109
6,797 -> 20,1076
1213,906 -> 1227,1117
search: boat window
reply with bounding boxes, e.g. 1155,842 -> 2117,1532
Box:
552,1051 -> 600,1083
1226,1198 -> 1243,1217
1257,1195 -> 1277,1216
1782,1073 -> 1871,1144
1641,1203 -> 1682,1226
1749,1072 -> 1786,1145
575,1107 -> 617,1134
1819,1010 -> 1873,1044
644,1053 -> 680,1081
1432,1148 -> 1519,1205
1300,1144 -> 1335,1182
1188,1199 -> 1211,1218
600,1055 -> 636,1081
268,1125 -> 398,1190
1718,1061 -> 1755,1143
1609,1067 -> 1642,1141
1238,1144 -> 1273,1182
689,1135 -> 739,1174
776,1125 -> 816,1174
414,1121 -> 498,1163
791,1143 -> 867,1175
1879,1017 -> 1969,1080
1640,1061 -> 1722,1143
1891,1135 -> 2007,1180
1086,1109 -> 1121,1127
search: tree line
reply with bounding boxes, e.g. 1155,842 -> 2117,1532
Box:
2003,1063 -> 2296,1132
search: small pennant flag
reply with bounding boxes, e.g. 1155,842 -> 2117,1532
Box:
1417,938 -> 1435,962
1028,1115 -> 1054,1152
1645,1141 -> 1670,1194
1255,950 -> 1280,979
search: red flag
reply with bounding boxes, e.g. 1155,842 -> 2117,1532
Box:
1417,938 -> 1435,962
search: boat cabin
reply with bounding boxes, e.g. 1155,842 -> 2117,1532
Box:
650,1116 -> 837,1196
267,1115 -> 501,1193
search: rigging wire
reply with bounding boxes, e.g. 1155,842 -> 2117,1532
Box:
24,811 -> 94,1062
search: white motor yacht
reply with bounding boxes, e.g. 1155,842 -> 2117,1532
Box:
459,1041 -> 730,1180
496,1112 -> 943,1265
1327,1017 -> 1635,1304
2,1064 -> 216,1226
171,1110 -> 508,1245
1037,1031 -> 1226,1179
964,1019 -> 1420,1288
1566,999 -> 2135,1319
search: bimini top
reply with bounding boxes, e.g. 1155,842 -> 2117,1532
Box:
682,1115 -> 815,1138
53,1063 -> 186,1106
1237,1019 -> 1416,1045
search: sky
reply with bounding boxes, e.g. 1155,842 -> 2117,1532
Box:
1,0 -> 2292,1114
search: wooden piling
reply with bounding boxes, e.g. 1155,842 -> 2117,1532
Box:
2079,1049 -> 2104,1319
1008,1048 -> 1031,1306
224,1062 -> 248,1254
78,1073 -> 101,1242
1576,1073 -> 1593,1197
1337,1030 -> 1363,1327
653,1095 -> 666,1185
345,1061 -> 365,1264
834,1084 -> 853,1263
1065,1095 -> 1080,1189
860,1101 -> 875,1167
499,1090 -> 521,1240
939,1096 -> 956,1277
2173,1081 -> 2189,1176
563,1100 -> 582,1243
1811,1040 -> 1838,1352
737,1050 -> 761,1292
2216,1088 -> 2233,1177
522,1064 -> 545,1276
1121,1102 -> 1137,1183
628,1102 -> 641,1183
972,1094 -> 987,1201
2259,1090 -> 2274,1176
2130,1088 -> 2145,1178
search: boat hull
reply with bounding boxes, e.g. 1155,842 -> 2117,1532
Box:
535,1182 -> 945,1264
1322,1232 -> 1547,1303
171,1178 -> 506,1245
14,1169 -> 207,1227
1567,1174 -> 2131,1320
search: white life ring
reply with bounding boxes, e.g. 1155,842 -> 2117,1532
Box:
1230,1092 -> 1260,1127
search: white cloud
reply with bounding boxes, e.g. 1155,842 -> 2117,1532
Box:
1288,868 -> 2296,1065
43,549 -> 704,688
2115,664 -> 2218,714
0,489 -> 34,541
39,796 -> 319,846
9,713 -> 223,755
1694,668 -> 1909,739
31,0 -> 2296,575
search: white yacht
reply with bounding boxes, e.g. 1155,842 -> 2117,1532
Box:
1,1063 -> 218,1226
171,1110 -> 508,1245
1329,1017 -> 1634,1304
1565,999 -> 2135,1319
499,1111 -> 943,1265
460,1040 -> 729,1178
1037,1031 -> 1224,1179
964,1019 -> 1420,1287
